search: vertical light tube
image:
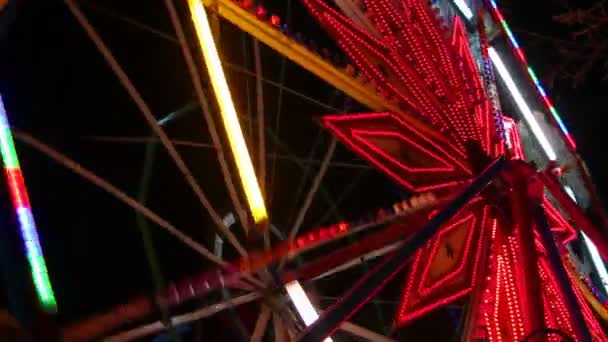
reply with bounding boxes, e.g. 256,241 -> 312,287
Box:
0,95 -> 56,312
285,280 -> 333,342
488,48 -> 557,160
188,0 -> 268,224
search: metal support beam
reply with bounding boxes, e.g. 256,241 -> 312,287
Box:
254,39 -> 266,194
136,134 -> 179,341
508,167 -> 546,338
339,321 -> 395,342
214,214 -> 250,341
85,135 -> 371,169
101,293 -> 261,342
251,306 -> 271,342
298,157 -> 505,342
534,205 -> 592,342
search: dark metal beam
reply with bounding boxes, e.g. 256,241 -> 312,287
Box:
534,205 -> 591,342
298,157 -> 505,342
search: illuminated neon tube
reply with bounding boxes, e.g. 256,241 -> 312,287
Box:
285,280 -> 333,342
488,48 -> 557,160
0,95 -> 57,312
188,0 -> 268,225
487,0 -> 577,150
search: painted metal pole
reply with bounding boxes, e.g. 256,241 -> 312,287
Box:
533,205 -> 592,342
299,157 -> 505,342
509,167 -> 546,339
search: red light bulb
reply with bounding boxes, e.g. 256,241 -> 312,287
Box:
296,237 -> 307,248
318,228 -> 329,239
255,6 -> 267,20
307,232 -> 316,241
241,0 -> 253,9
270,15 -> 281,27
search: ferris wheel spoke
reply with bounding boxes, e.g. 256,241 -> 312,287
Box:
287,129 -> 324,224
252,37 -> 272,250
83,135 -> 372,170
64,0 -> 247,256
251,305 -> 272,342
64,1 -> 348,116
287,138 -> 337,246
12,129 -> 224,266
339,321 -> 396,342
272,312 -> 290,342
254,39 -> 266,198
314,168 -> 369,226
224,62 -> 345,112
311,242 -> 400,282
78,0 -> 178,43
100,292 -> 262,342
267,0 -> 293,209
164,0 -> 253,234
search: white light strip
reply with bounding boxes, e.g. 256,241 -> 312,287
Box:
566,186 -> 608,293
581,232 -> 608,293
285,280 -> 333,342
564,185 -> 577,203
488,48 -> 557,160
453,0 -> 474,20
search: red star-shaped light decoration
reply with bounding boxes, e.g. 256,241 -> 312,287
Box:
302,0 -> 606,339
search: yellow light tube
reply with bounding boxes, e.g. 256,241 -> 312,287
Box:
189,0 -> 268,224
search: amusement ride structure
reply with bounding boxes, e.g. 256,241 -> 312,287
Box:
1,0 -> 608,341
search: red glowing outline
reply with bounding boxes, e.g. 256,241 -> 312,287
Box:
395,203 -> 489,327
543,199 -> 577,245
323,112 -> 471,172
322,112 -> 471,192
417,213 -> 476,296
397,288 -> 472,325
350,129 -> 456,173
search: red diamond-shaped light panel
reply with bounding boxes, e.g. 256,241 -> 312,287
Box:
301,0 -> 607,338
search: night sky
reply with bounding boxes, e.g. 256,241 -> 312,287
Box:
0,0 -> 606,340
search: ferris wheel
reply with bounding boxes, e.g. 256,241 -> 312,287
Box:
1,0 -> 608,341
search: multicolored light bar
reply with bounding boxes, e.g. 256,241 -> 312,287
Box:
0,95 -> 57,312
188,0 -> 268,225
487,0 -> 577,150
